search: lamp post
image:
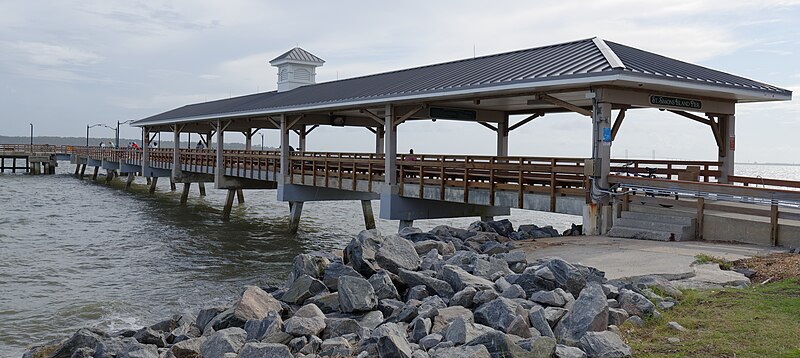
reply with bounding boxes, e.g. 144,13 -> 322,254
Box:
87,123 -> 114,147
29,123 -> 33,149
260,133 -> 264,151
116,119 -> 135,148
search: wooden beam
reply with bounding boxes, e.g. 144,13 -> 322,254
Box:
394,105 -> 425,127
478,122 -> 497,131
287,115 -> 304,130
708,115 -> 723,156
668,110 -> 710,126
508,113 -> 543,132
610,108 -> 626,141
365,127 -> 377,134
538,94 -> 592,117
305,124 -> 319,135
359,109 -> 385,126
266,116 -> 280,129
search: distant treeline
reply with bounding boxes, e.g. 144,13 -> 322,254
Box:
0,135 -> 274,150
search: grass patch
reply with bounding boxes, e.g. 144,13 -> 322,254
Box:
694,254 -> 733,270
621,279 -> 800,357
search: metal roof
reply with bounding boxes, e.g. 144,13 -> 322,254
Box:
269,47 -> 325,65
134,38 -> 791,127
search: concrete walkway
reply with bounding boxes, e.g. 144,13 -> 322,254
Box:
519,236 -> 785,280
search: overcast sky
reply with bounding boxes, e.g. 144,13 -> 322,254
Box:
1,1 -> 798,162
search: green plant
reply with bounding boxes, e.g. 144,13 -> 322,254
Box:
694,254 -> 733,270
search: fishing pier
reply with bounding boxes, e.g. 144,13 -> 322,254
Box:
14,38 -> 800,247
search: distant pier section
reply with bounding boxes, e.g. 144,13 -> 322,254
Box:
0,145 -> 69,175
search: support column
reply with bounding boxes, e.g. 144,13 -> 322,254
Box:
299,125 -> 307,152
105,169 -> 114,183
222,188 -> 235,221
172,125 -> 181,180
399,220 -> 414,231
215,121 -> 225,188
149,176 -> 159,194
375,126 -> 385,154
180,183 -> 190,205
74,162 -> 80,177
142,127 -> 150,177
288,201 -> 304,233
244,129 -> 253,151
497,114 -> 509,156
718,115 -> 735,183
79,164 -> 87,179
198,182 -> 206,196
146,177 -> 151,185
125,173 -> 135,189
92,166 -> 99,180
384,105 -> 397,185
361,200 -> 376,230
170,178 -> 176,191
280,115 -> 289,182
480,215 -> 494,222
236,188 -> 245,204
584,96 -> 613,235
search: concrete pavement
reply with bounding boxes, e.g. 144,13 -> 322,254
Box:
519,236 -> 785,280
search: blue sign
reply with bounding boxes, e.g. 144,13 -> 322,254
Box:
602,127 -> 611,142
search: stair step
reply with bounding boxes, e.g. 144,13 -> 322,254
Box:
629,203 -> 696,217
620,210 -> 694,226
614,217 -> 690,234
607,226 -> 679,241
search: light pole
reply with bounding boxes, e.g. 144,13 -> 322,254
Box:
87,123 -> 114,146
260,133 -> 264,151
116,119 -> 135,148
29,123 -> 33,149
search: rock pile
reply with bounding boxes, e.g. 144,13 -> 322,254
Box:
25,220 -> 669,358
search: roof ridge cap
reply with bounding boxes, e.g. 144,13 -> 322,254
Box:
592,37 -> 626,69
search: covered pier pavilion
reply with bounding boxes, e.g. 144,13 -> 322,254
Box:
75,37 -> 794,243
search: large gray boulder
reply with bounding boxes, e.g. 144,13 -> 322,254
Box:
618,289 -> 655,318
306,292 -> 340,314
209,286 -> 282,330
117,341 -> 159,358
47,328 -> 106,358
577,331 -> 632,357
132,327 -> 166,347
374,323 -> 413,358
466,330 -> 536,358
555,282 -> 609,346
170,337 -> 207,358
344,229 -> 384,277
432,306 -> 473,334
238,342 -> 292,358
432,345 -> 492,358
322,317 -> 362,339
633,275 -> 682,298
473,297 -> 525,333
528,305 -> 554,338
376,234 -> 421,274
281,274 -> 328,304
292,253 -> 330,281
398,269 -> 455,299
322,262 -> 362,291
443,316 -> 494,345
338,275 -> 378,312
450,286 -> 477,308
473,257 -> 514,280
369,269 -> 400,300
530,288 -> 571,307
244,312 -> 283,341
517,336 -> 558,357
555,344 -> 587,358
196,307 -> 226,331
411,317 -> 432,343
283,304 -> 326,337
441,264 -> 495,292
200,327 -> 247,358
320,336 -> 353,357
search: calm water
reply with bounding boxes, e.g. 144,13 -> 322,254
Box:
0,162 -> 580,356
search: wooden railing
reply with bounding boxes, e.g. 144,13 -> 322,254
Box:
0,144 -> 72,153
610,159 -> 721,182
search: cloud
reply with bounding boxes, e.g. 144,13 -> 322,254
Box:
2,41 -> 103,67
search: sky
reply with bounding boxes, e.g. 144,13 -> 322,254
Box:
1,0 -> 798,163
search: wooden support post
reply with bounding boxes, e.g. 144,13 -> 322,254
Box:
288,201 -> 304,233
79,164 -> 87,179
497,114 -> 509,156
92,166 -> 99,180
770,204 -> 779,246
125,172 -> 135,189
180,183 -> 191,205
696,197 -> 705,240
198,182 -> 206,196
74,162 -> 80,177
480,215 -> 494,222
718,115 -> 736,183
384,105 -> 397,185
399,220 -> 414,231
146,177 -> 151,185
170,178 -> 176,191
105,169 -> 114,183
149,176 -> 158,194
361,200 -> 376,230
236,188 -> 245,204
222,188 -> 235,221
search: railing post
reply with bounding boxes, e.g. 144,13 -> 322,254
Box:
696,197 -> 705,240
770,203 -> 779,246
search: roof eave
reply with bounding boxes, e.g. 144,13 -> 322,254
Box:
616,73 -> 792,102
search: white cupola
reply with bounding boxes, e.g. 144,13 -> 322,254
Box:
269,47 -> 325,92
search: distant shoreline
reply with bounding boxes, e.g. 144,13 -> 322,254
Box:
737,162 -> 800,167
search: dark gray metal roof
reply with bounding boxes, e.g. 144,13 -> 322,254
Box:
135,38 -> 791,126
270,47 -> 325,64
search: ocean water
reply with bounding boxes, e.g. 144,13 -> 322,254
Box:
0,162 -> 580,356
